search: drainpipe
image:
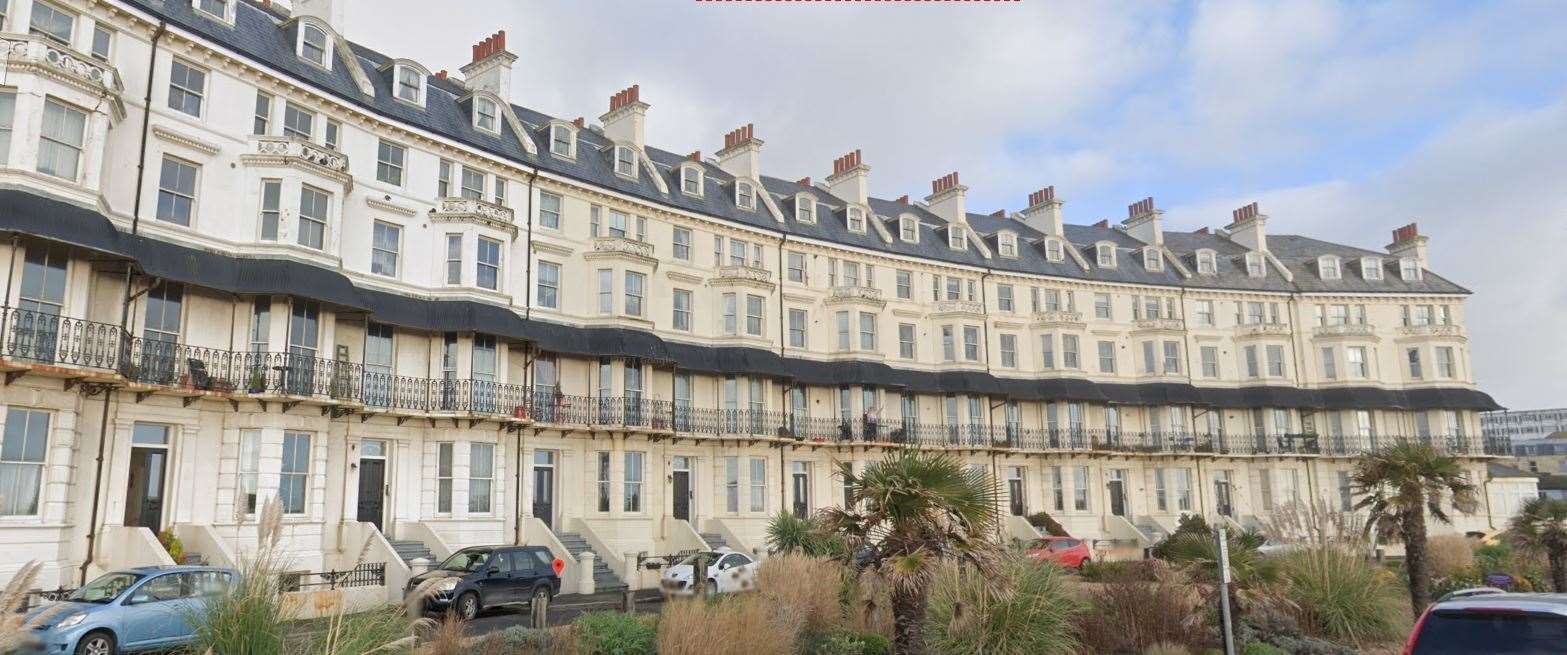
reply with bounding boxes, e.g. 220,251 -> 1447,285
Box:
514,166 -> 538,543
83,21 -> 167,583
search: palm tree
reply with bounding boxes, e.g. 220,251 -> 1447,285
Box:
1507,496 -> 1567,592
1352,443 -> 1477,616
816,448 -> 1001,655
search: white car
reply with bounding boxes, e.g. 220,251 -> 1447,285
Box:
659,550 -> 758,596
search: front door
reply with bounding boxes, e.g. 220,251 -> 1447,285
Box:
125,424 -> 171,533
532,451 -> 555,530
1008,477 -> 1026,516
1215,475 -> 1234,517
357,459 -> 386,531
791,462 -> 810,518
672,456 -> 692,522
1107,478 -> 1127,518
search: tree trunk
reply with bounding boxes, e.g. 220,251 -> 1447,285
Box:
891,584 -> 929,655
1401,506 -> 1431,617
1549,547 -> 1567,593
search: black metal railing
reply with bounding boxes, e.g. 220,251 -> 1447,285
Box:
280,562 -> 387,591
0,305 -> 1512,459
19,587 -> 76,612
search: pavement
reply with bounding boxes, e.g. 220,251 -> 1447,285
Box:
459,589 -> 665,637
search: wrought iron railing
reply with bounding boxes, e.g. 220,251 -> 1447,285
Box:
281,562 -> 387,591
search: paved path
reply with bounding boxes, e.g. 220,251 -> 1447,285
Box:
459,589 -> 665,636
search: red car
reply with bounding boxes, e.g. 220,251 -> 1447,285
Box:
1026,537 -> 1092,569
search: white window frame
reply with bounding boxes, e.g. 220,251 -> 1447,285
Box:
473,97 -> 499,133
1362,257 -> 1383,281
0,407 -> 50,517
536,261 -> 560,309
393,63 -> 426,107
193,0 -> 233,23
948,227 -> 968,251
998,232 -> 1018,258
1318,255 -> 1341,280
468,442 -> 494,514
1245,252 -> 1266,277
1043,238 -> 1063,262
548,123 -> 576,158
1095,242 -> 1115,268
37,98 -> 86,181
795,194 -> 816,223
375,139 -> 405,187
613,145 -> 637,178
736,181 -> 756,210
29,2 -> 75,47
1399,257 -> 1422,281
1143,247 -> 1163,272
167,58 -> 207,118
1196,249 -> 1217,275
279,431 -> 312,515
370,220 -> 401,277
297,21 -> 332,68
847,206 -> 866,233
899,215 -> 919,243
680,164 -> 703,197
155,155 -> 199,226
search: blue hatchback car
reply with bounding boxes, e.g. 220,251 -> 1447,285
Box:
24,565 -> 236,655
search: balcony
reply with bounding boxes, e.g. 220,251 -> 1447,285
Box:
1314,324 -> 1375,338
1397,324 -> 1465,339
432,197 -> 516,234
826,285 -> 885,307
930,300 -> 984,317
1,33 -> 122,104
710,264 -> 774,291
246,137 -> 351,187
1031,310 -> 1084,327
1236,322 -> 1291,339
586,236 -> 657,266
1132,318 -> 1186,333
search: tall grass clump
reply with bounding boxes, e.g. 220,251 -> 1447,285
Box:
1,561 -> 77,652
1274,546 -> 1407,645
657,594 -> 797,655
1426,535 -> 1475,580
925,556 -> 1082,655
755,552 -> 854,637
192,499 -> 291,655
1079,562 -> 1204,653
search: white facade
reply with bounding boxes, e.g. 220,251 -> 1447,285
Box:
0,0 -> 1518,591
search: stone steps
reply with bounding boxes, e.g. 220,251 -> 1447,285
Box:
388,540 -> 435,567
556,533 -> 627,593
699,533 -> 728,550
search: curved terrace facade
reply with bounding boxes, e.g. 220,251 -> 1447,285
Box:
0,0 -> 1511,590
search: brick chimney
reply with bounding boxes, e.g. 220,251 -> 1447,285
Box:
600,84 -> 649,148
293,0 -> 343,29
1122,196 -> 1163,246
716,123 -> 763,180
925,172 -> 967,225
1020,186 -> 1063,237
826,149 -> 869,205
460,31 -> 517,101
1225,201 -> 1268,252
1386,222 -> 1428,268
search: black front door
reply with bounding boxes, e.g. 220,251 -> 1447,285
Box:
532,465 -> 555,530
1108,479 -> 1127,517
672,470 -> 691,521
1215,479 -> 1234,517
357,458 -> 386,531
792,471 -> 810,518
1008,479 -> 1025,516
125,447 -> 167,532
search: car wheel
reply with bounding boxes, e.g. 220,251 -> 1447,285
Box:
455,591 -> 480,621
75,631 -> 115,655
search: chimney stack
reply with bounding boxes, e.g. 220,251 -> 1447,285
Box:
600,84 -> 649,148
293,0 -> 343,30
826,149 -> 870,205
716,123 -> 763,181
925,171 -> 967,225
1386,222 -> 1429,268
688,151 -> 701,162
1225,201 -> 1268,252
1122,196 -> 1163,246
1020,186 -> 1064,237
1092,219 -> 1109,228
460,31 -> 517,101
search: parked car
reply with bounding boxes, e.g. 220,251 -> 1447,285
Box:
1025,537 -> 1092,569
659,550 -> 758,596
1435,586 -> 1507,602
1404,593 -> 1567,654
405,545 -> 562,620
23,565 -> 236,655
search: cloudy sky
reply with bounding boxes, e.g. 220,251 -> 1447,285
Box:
345,0 -> 1567,410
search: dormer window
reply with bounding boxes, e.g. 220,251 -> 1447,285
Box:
949,227 -> 968,251
1245,252 -> 1266,277
1399,257 -> 1421,281
899,216 -> 919,243
549,123 -> 575,158
1043,238 -> 1064,262
680,165 -> 703,197
395,65 -> 424,105
795,195 -> 815,223
1362,257 -> 1383,281
1143,247 -> 1163,272
474,97 -> 499,134
1318,255 -> 1341,280
998,232 -> 1018,258
1196,250 -> 1217,275
613,145 -> 637,178
1095,243 -> 1116,268
736,181 -> 755,210
298,23 -> 330,68
194,0 -> 233,22
847,206 -> 866,233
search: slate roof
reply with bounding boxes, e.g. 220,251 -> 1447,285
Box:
120,0 -> 1469,296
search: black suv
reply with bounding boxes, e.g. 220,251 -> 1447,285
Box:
406,545 -> 562,620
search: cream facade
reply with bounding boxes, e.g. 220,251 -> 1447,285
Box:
0,0 -> 1520,591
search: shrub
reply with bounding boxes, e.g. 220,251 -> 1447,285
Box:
1080,558 -> 1161,583
574,611 -> 656,655
926,556 -> 1082,655
158,529 -> 185,562
1158,531 -> 1278,587
1427,535 -> 1475,580
1141,643 -> 1190,655
1079,563 -> 1202,653
1242,641 -> 1289,655
1150,515 -> 1212,560
1274,547 -> 1407,645
1026,511 -> 1069,537
755,553 -> 849,637
488,625 -> 578,655
802,630 -> 893,655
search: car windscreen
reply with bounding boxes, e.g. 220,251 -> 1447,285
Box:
676,552 -> 722,566
67,572 -> 144,604
1413,610 -> 1567,654
437,549 -> 494,573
